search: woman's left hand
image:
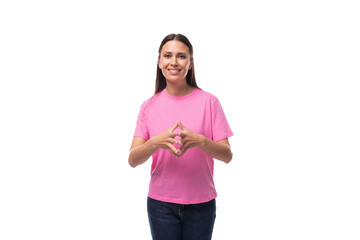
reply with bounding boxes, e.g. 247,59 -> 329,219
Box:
176,120 -> 205,157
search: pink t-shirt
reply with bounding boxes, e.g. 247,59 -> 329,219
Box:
134,87 -> 233,204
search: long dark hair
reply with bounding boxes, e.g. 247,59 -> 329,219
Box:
154,33 -> 200,95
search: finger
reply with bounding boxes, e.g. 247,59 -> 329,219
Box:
172,131 -> 180,138
166,143 -> 180,157
178,146 -> 189,157
179,131 -> 186,138
170,138 -> 181,145
169,121 -> 179,133
166,147 -> 179,158
170,150 -> 180,158
177,120 -> 186,130
178,142 -> 188,152
180,137 -> 187,144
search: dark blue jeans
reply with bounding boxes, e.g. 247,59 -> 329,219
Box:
147,197 -> 216,240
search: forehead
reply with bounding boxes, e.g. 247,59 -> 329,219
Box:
161,40 -> 190,54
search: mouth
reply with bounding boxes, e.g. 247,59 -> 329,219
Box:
168,69 -> 181,75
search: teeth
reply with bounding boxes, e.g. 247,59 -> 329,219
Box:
169,69 -> 180,72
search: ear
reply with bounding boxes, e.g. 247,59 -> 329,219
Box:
158,59 -> 162,70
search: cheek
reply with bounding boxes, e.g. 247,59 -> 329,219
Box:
159,59 -> 167,69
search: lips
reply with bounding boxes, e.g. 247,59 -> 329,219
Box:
168,69 -> 181,75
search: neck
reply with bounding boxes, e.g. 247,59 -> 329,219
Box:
165,81 -> 194,97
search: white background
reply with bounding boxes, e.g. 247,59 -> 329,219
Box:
1,0 -> 359,239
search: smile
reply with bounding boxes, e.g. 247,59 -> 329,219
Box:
168,69 -> 181,74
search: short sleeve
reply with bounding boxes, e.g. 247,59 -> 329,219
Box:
211,98 -> 233,142
133,101 -> 150,141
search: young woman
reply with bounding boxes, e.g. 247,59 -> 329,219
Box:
128,33 -> 233,240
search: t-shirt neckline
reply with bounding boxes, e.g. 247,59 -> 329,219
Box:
163,88 -> 198,100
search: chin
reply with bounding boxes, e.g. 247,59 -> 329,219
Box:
167,77 -> 185,82
166,75 -> 180,80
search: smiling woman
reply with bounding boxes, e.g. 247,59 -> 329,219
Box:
128,33 -> 234,240
154,33 -> 198,97
158,41 -> 192,84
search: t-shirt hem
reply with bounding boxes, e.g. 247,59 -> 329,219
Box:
213,132 -> 234,142
148,193 -> 217,205
133,134 -> 150,141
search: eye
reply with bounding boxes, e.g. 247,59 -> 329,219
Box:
178,55 -> 186,59
164,54 -> 171,58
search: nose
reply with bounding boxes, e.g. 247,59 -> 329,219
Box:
170,56 -> 178,66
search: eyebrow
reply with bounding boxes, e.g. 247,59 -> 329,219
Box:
162,51 -> 188,55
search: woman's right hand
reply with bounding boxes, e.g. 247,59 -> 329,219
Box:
149,121 -> 181,157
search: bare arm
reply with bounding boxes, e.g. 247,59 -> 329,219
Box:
128,137 -> 157,168
199,137 -> 233,163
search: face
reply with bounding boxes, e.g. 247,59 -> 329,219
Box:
158,40 -> 192,83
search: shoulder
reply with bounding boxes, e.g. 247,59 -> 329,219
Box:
196,89 -> 227,115
139,91 -> 162,110
196,88 -> 220,104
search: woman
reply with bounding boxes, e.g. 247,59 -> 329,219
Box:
128,33 -> 233,240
